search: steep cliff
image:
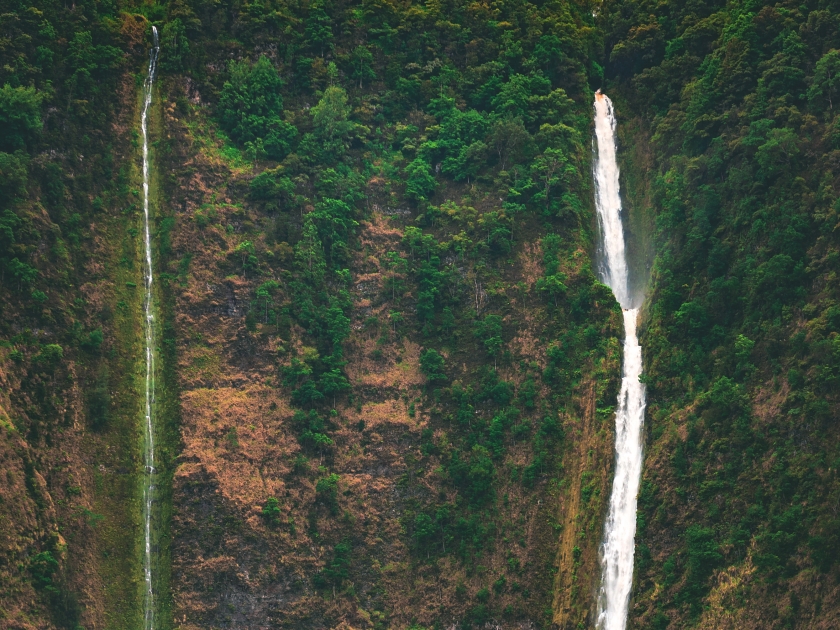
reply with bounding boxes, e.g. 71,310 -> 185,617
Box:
4,0 -> 840,629
602,1 -> 840,627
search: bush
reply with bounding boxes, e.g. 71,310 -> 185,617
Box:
315,473 -> 340,513
262,497 -> 281,525
419,348 -> 446,382
218,56 -> 296,160
81,329 -> 103,353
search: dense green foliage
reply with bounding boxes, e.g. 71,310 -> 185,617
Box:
7,0 -> 840,625
218,55 -> 297,159
602,0 -> 840,624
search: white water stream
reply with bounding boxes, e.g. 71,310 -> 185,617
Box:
141,26 -> 160,630
593,92 -> 647,630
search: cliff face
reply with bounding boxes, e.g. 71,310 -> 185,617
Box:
6,1 -> 840,629
2,1 -> 624,627
155,76 -> 621,628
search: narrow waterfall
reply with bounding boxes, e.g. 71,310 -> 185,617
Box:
141,26 -> 160,630
592,92 -> 647,630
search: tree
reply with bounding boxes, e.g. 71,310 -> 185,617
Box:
35,344 -> 63,371
808,49 -> 840,113
218,56 -> 296,159
536,273 -> 567,305
256,280 -> 280,322
489,117 -> 531,171
65,31 -> 123,108
7,257 -> 38,289
315,473 -> 341,513
29,551 -> 59,591
420,348 -> 446,382
310,86 -> 357,157
262,497 -> 282,525
384,251 -> 407,300
311,198 -> 357,263
350,45 -> 376,88
531,148 -> 568,212
474,314 -> 504,359
160,19 -> 190,73
304,2 -> 334,56
405,158 -> 436,201
319,368 -> 350,406
0,151 -> 28,198
0,85 -> 43,151
316,540 -> 351,598
413,513 -> 436,556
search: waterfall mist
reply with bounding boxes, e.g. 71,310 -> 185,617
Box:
592,92 -> 647,630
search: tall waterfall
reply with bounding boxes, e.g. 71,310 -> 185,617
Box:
593,92 -> 647,630
141,25 -> 160,630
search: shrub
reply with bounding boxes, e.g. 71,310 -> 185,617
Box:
419,348 -> 446,382
218,56 -> 296,160
262,497 -> 281,525
315,473 -> 340,513
81,329 -> 103,353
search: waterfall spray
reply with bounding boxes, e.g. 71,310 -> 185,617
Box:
593,91 -> 647,630
141,25 -> 160,630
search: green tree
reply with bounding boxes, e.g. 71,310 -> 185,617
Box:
489,117 -> 532,171
315,473 -> 341,513
29,551 -> 59,591
474,315 -> 504,359
218,56 -> 296,159
160,19 -> 190,73
262,497 -> 282,525
808,49 -> 840,113
420,348 -> 446,382
405,158 -> 436,201
7,257 -> 38,289
315,540 -> 351,598
256,280 -> 280,322
310,86 -> 357,157
350,45 -> 376,88
304,2 -> 334,56
0,85 -> 43,151
0,152 -> 28,198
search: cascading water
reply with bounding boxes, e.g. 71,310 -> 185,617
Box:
592,91 -> 647,630
141,26 -> 160,630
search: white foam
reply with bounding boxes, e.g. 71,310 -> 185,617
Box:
592,92 -> 647,630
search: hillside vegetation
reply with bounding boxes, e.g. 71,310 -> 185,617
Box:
156,0 -> 621,627
1,0 -> 840,628
602,0 -> 840,627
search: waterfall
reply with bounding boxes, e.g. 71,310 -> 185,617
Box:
141,25 -> 160,630
592,91 -> 647,630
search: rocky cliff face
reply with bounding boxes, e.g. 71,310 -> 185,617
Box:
153,77 -> 621,627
